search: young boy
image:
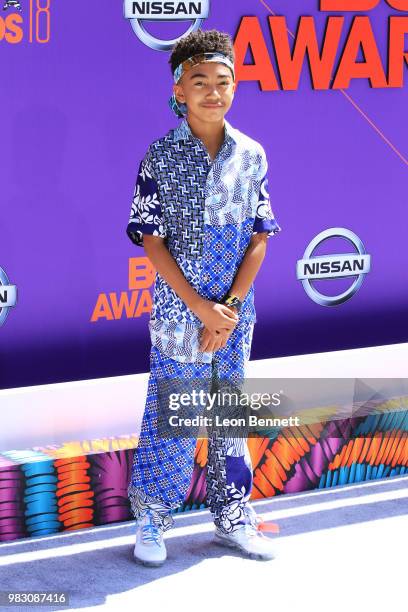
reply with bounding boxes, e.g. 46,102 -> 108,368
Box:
126,28 -> 281,566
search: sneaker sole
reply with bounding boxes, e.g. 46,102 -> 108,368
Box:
213,534 -> 275,561
133,553 -> 166,567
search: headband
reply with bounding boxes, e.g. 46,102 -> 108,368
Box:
168,52 -> 235,119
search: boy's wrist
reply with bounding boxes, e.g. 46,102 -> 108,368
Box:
226,287 -> 245,301
189,295 -> 208,317
222,293 -> 243,313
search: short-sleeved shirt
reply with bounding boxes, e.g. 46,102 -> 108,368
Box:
126,117 -> 281,363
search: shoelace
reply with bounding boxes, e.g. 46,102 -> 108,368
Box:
254,516 -> 279,534
244,506 -> 280,534
141,513 -> 163,545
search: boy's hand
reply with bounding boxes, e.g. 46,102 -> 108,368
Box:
195,300 -> 238,335
198,305 -> 239,353
199,326 -> 232,353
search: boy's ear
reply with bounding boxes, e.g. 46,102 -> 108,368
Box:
173,84 -> 185,103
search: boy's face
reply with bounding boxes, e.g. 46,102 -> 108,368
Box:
173,61 -> 236,124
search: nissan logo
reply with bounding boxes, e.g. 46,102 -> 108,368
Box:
296,228 -> 371,306
0,266 -> 17,326
124,1 -> 210,51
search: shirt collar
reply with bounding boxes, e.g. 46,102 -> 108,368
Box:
173,117 -> 239,145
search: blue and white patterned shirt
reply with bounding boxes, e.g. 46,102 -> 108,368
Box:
126,117 -> 281,363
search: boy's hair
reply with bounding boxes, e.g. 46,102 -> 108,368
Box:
169,29 -> 235,74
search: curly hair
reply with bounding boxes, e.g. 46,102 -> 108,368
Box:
169,29 -> 235,74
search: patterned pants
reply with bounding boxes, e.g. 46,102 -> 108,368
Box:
128,321 -> 255,535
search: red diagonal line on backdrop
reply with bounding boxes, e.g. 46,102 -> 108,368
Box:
258,0 -> 408,167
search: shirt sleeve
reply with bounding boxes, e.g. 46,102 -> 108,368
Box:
126,150 -> 167,247
253,149 -> 282,238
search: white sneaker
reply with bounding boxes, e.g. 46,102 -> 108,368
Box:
214,524 -> 276,560
213,506 -> 277,561
133,510 -> 167,567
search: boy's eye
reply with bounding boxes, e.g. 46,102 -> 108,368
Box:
194,81 -> 229,87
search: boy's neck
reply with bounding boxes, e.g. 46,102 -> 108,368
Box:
186,114 -> 226,160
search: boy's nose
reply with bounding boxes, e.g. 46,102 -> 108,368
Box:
206,91 -> 222,101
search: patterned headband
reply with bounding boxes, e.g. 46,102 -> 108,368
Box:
168,52 -> 235,119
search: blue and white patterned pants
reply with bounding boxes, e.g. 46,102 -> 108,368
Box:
127,320 -> 256,535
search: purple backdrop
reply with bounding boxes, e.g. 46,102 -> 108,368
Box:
1,0 -> 407,389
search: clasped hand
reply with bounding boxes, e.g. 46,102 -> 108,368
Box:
196,301 -> 239,353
